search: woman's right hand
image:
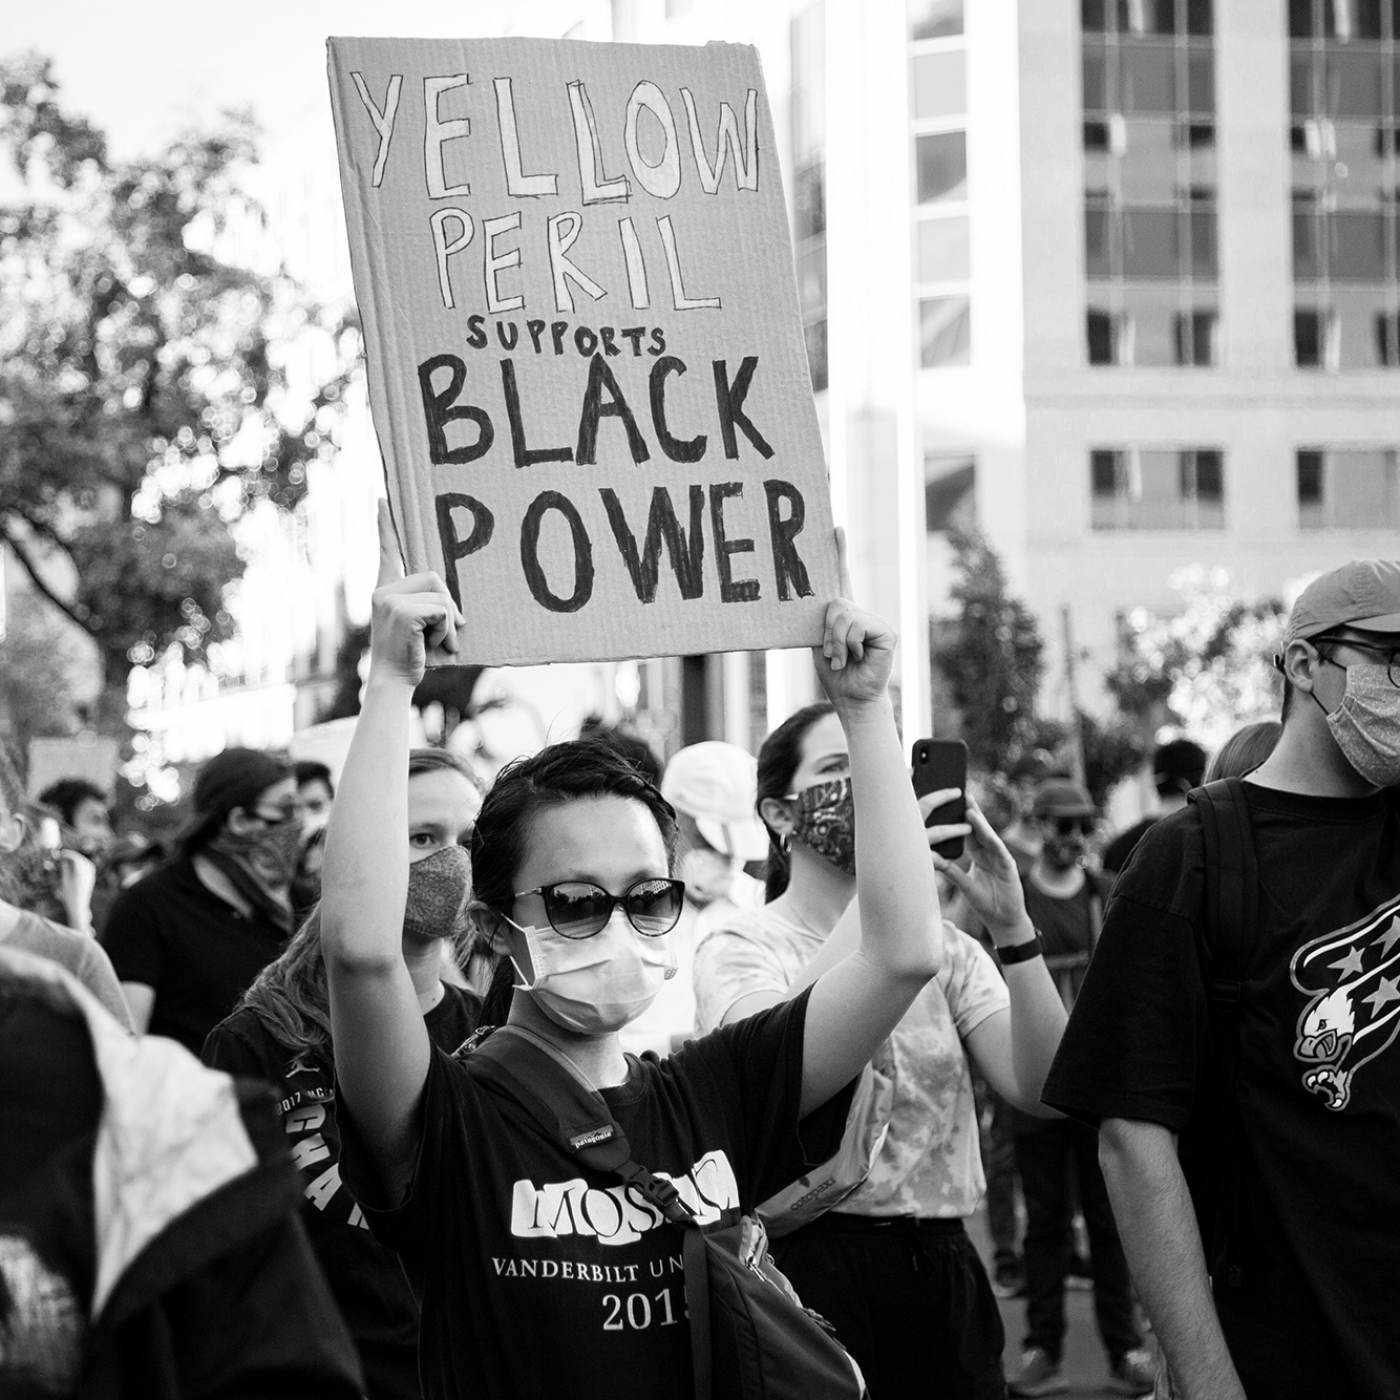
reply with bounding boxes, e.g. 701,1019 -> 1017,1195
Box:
924,792 -> 1029,942
370,499 -> 464,688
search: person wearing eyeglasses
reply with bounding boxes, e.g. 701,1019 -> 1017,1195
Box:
1044,559 -> 1400,1400
318,507 -> 944,1400
99,747 -> 303,1051
1005,778 -> 1153,1398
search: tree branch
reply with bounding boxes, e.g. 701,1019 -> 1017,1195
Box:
0,520 -> 91,634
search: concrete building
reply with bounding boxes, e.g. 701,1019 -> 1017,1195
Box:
603,0 -> 1400,749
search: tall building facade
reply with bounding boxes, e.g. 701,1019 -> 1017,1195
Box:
615,0 -> 1400,745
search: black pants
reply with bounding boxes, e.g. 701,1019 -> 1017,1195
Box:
1013,1119 -> 1140,1365
773,1213 -> 1006,1400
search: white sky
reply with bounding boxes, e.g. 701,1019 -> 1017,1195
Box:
3,1 -> 590,297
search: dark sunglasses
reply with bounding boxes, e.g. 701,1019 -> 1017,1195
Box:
512,877 -> 686,939
1051,817 -> 1095,837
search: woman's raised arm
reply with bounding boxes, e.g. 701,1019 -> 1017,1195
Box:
321,503 -> 464,1198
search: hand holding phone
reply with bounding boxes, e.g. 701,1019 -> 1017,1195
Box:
911,738 -> 968,860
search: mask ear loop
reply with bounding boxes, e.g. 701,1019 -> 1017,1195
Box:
499,913 -> 542,992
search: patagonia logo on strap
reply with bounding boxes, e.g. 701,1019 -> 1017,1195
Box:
570,1125 -> 615,1149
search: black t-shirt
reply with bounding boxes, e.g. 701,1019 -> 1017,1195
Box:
1021,870 -> 1106,1010
1101,816 -> 1156,875
339,989 -> 851,1400
203,984 -> 480,1400
100,856 -> 288,1053
1044,784 -> 1400,1395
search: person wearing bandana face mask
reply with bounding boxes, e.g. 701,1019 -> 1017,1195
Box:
319,505 -> 949,1400
204,747 -> 482,1400
694,702 -> 1072,1400
1044,559 -> 1400,1400
100,747 -> 301,1053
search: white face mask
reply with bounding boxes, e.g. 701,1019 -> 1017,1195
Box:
504,912 -> 676,1036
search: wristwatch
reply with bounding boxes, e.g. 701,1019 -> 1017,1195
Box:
996,930 -> 1044,966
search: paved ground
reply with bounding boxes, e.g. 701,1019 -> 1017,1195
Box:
970,1208 -> 1159,1399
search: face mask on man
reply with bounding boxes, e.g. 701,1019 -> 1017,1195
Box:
504,913 -> 677,1036
788,776 -> 856,875
403,844 -> 473,941
1318,662 -> 1400,788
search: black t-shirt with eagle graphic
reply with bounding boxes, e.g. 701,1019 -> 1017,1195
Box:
1045,782 -> 1400,1399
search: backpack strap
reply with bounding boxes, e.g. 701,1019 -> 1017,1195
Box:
469,1027 -> 714,1399
1186,776 -> 1260,1288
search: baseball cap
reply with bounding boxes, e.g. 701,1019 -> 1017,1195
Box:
1285,559 -> 1400,645
661,741 -> 770,864
1031,778 -> 1096,819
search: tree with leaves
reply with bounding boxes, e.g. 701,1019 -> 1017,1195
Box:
0,53 -> 355,727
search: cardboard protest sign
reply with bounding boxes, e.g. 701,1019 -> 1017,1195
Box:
328,36 -> 838,666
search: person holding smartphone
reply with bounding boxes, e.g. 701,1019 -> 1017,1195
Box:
693,708 -> 1069,1400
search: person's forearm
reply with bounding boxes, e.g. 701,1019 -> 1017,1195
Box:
321,675 -> 413,968
1099,1118 -> 1245,1400
1000,922 -> 1068,1110
840,696 -> 943,979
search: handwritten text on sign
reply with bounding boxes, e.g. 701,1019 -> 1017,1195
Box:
329,38 -> 837,664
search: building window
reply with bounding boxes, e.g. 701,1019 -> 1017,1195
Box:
1295,307 -> 1336,366
925,453 -> 976,531
919,295 -> 972,366
1091,446 -> 1226,529
1379,311 -> 1400,364
916,131 -> 968,204
912,50 -> 968,119
1082,3 -> 1218,366
1297,447 -> 1400,527
909,0 -> 963,40
916,215 -> 971,282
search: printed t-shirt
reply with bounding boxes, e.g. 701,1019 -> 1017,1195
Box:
3,910 -> 132,1029
101,855 -> 288,1053
693,905 -> 1008,1217
1043,784 -> 1400,1396
202,984 -> 481,1400
338,988 -> 852,1400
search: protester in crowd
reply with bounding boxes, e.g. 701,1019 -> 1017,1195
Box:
1102,739 -> 1207,876
1009,778 -> 1152,1398
0,745 -> 131,1028
101,747 -> 299,1050
295,760 -> 337,840
37,777 -> 114,861
204,747 -> 482,1400
1203,719 -> 1281,784
0,944 -> 364,1398
1044,558 -> 1400,1399
319,509 -> 944,1400
693,706 -> 1069,1400
620,739 -> 766,1057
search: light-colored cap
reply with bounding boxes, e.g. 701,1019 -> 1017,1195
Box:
1286,559 -> 1400,644
661,741 -> 769,863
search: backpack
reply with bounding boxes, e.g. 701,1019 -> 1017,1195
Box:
470,1025 -> 868,1400
1182,776 -> 1260,1290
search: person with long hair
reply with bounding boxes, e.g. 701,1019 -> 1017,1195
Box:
318,510 -> 945,1400
203,747 -> 482,1400
694,701 -> 1072,1400
0,744 -> 131,1027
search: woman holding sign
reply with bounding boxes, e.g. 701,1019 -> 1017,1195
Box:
321,506 -> 944,1400
693,709 -> 1070,1399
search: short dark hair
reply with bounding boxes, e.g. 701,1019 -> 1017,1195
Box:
36,778 -> 107,827
755,702 -> 835,902
471,737 -> 677,1024
1152,739 -> 1206,798
294,760 -> 334,794
577,720 -> 664,789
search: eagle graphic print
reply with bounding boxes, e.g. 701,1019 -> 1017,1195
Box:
1291,894 -> 1400,1111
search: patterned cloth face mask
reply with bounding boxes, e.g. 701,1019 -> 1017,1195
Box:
1317,662 -> 1400,788
504,896 -> 678,1036
787,776 -> 856,876
402,844 -> 473,942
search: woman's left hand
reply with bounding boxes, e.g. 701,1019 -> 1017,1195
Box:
926,793 -> 1029,939
814,597 -> 897,706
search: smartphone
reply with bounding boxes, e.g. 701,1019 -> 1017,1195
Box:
911,738 -> 968,860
